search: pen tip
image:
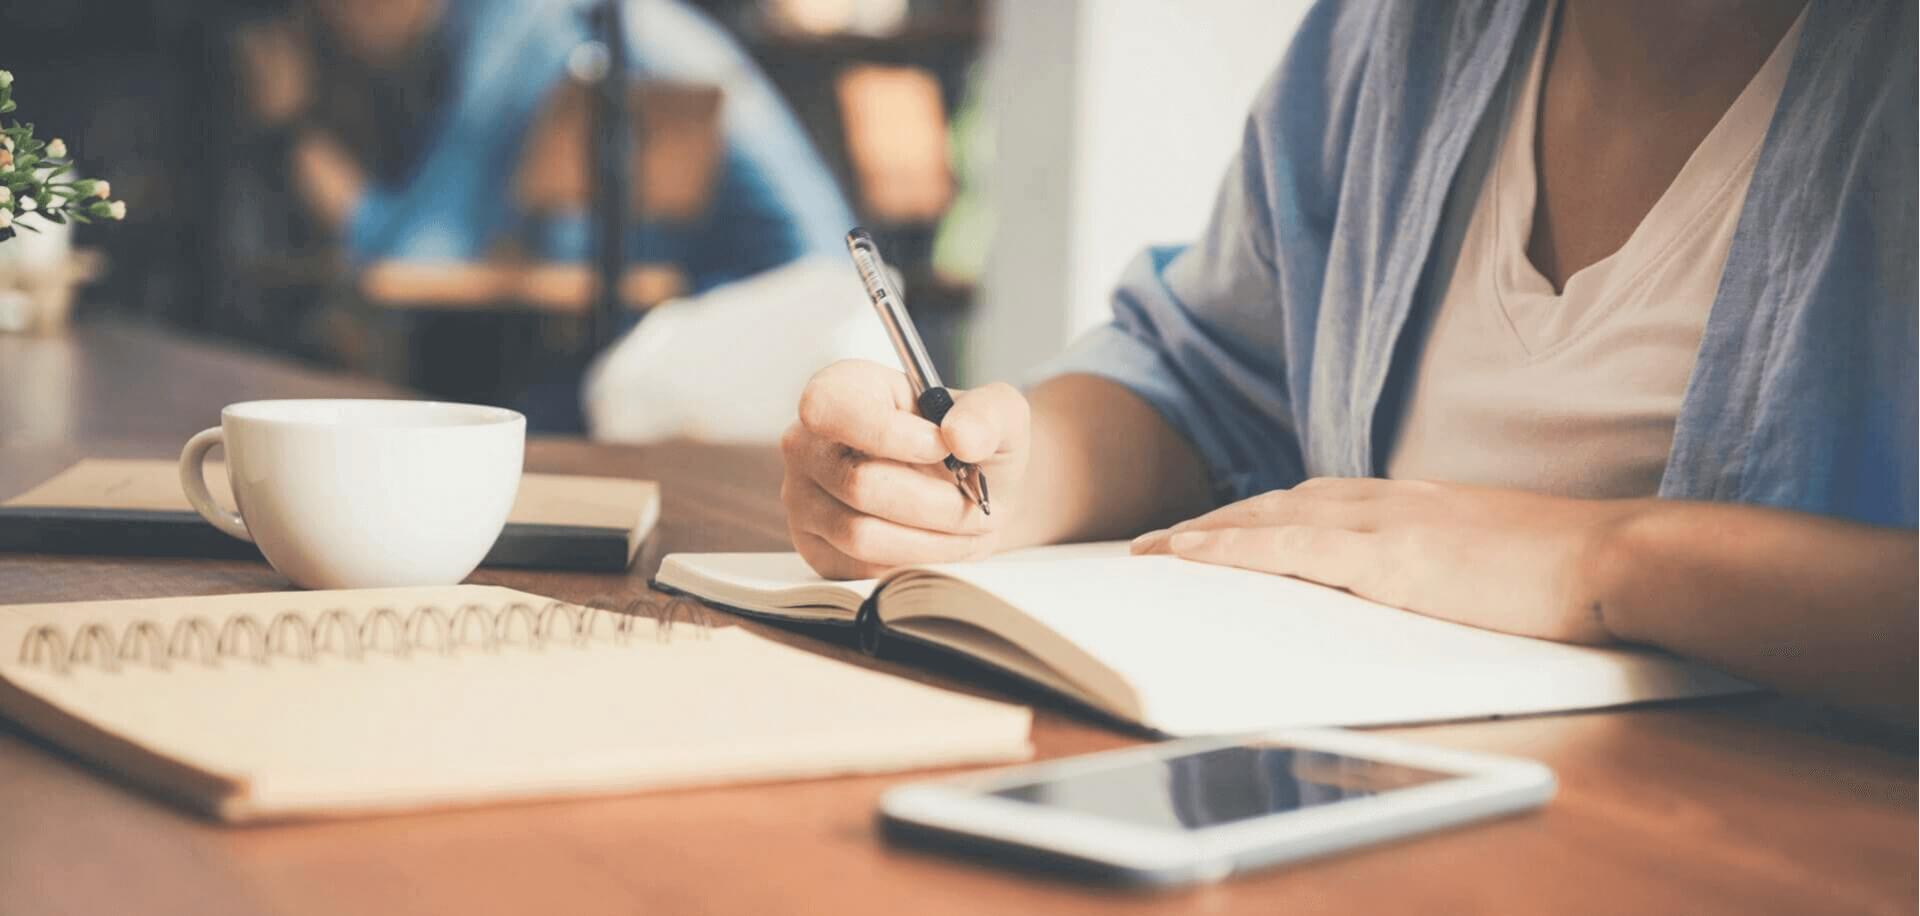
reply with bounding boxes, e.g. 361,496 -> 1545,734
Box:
980,499 -> 992,516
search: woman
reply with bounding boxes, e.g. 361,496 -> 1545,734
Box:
779,0 -> 1917,720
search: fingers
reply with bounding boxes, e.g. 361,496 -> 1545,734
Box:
941,382 -> 1030,465
784,476 -> 991,574
1166,526 -> 1376,592
800,427 -> 990,533
785,362 -> 1025,579
783,421 -> 987,533
797,360 -> 948,464
1131,479 -> 1380,554
1175,479 -> 1381,532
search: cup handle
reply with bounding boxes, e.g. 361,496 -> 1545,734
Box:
178,427 -> 252,542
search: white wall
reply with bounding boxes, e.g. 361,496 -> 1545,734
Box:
966,0 -> 1311,384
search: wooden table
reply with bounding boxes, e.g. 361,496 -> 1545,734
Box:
0,321 -> 1913,916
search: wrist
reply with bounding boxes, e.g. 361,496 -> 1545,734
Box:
1573,500 -> 1661,643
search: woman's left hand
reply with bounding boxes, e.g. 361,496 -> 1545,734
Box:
1130,478 -> 1646,644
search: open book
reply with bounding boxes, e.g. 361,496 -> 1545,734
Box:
656,544 -> 1755,735
0,586 -> 1031,823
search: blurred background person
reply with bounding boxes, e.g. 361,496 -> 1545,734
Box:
236,0 -> 849,287
232,0 -> 854,431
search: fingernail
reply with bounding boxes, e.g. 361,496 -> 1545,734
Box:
1169,531 -> 1208,552
1129,529 -> 1166,553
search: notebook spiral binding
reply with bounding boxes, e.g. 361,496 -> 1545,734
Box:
17,593 -> 714,676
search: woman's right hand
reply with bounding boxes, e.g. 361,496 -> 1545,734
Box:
781,359 -> 1031,579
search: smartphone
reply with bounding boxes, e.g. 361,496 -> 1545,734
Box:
879,729 -> 1555,888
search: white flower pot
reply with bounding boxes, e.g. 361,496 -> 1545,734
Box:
0,213 -> 81,335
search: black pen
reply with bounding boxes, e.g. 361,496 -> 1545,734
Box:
844,228 -> 991,515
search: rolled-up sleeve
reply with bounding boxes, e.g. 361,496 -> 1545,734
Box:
1036,0 -> 1369,503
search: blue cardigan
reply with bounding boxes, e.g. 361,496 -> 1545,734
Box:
1044,0 -> 1917,527
344,0 -> 852,294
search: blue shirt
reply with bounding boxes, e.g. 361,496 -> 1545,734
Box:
345,0 -> 852,294
1043,0 -> 1917,527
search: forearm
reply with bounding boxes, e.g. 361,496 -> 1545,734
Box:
1005,373 -> 1213,549
1591,501 -> 1917,722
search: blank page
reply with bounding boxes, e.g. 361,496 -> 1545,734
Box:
901,556 -> 1755,734
654,541 -> 1132,622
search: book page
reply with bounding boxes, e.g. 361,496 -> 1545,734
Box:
885,555 -> 1755,735
655,552 -> 875,620
0,586 -> 1030,821
654,541 -> 1132,622
5,459 -> 655,532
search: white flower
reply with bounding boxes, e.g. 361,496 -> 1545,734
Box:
0,71 -> 11,89
19,196 -> 34,212
107,200 -> 126,220
0,187 -> 9,206
0,208 -> 11,230
93,180 -> 110,199
45,138 -> 66,160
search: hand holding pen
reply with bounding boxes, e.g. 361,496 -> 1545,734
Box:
776,229 -> 1034,580
845,228 -> 991,514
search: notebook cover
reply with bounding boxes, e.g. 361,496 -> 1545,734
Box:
0,585 -> 1035,822
0,461 -> 655,572
0,507 -> 634,571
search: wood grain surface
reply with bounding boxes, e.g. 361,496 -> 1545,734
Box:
0,321 -> 1912,916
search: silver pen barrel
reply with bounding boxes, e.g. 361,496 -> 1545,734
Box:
847,229 -> 943,395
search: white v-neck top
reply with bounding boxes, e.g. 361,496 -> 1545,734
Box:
1385,5 -> 1805,498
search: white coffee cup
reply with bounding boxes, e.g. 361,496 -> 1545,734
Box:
178,399 -> 526,590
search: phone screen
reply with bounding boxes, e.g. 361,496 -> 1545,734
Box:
990,745 -> 1455,831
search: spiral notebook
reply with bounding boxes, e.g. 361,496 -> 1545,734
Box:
0,586 -> 1032,823
0,459 -> 660,571
656,544 -> 1756,735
